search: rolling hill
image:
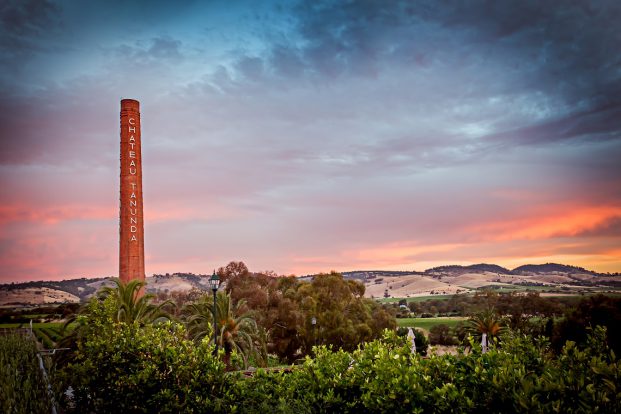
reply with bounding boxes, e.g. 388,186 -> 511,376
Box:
1,263 -> 619,306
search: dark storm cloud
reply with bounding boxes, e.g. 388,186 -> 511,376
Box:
284,0 -> 621,88
0,0 -> 60,42
252,0 -> 621,143
0,0 -> 61,65
485,99 -> 621,146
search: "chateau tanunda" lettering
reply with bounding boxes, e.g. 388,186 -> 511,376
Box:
119,99 -> 145,285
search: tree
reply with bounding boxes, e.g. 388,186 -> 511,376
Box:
57,279 -> 173,366
218,261 -> 249,284
429,324 -> 457,345
298,272 -> 395,352
97,279 -> 173,324
214,267 -> 397,361
467,309 -> 503,347
552,294 -> 621,353
191,291 -> 260,369
181,295 -> 215,342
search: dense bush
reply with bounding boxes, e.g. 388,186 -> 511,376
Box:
428,324 -> 458,345
57,296 -> 233,413
58,320 -> 620,413
53,278 -> 620,413
235,328 -> 620,413
59,320 -> 235,413
0,334 -> 54,414
552,294 -> 621,354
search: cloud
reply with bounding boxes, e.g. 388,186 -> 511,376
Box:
112,36 -> 184,66
0,1 -> 620,280
575,216 -> 621,238
255,0 -> 621,139
484,100 -> 621,146
0,87 -> 119,166
0,0 -> 61,56
0,204 -> 114,226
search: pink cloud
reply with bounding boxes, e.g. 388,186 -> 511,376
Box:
0,204 -> 115,225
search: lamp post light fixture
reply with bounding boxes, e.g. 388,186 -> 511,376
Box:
208,271 -> 221,356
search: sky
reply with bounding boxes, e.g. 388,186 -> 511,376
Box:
1,0 -> 620,282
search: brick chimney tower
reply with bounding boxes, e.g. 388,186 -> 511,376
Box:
119,99 -> 145,286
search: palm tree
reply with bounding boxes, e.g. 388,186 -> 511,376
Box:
215,292 -> 259,369
182,295 -> 215,342
98,279 -> 173,324
183,291 -> 258,369
56,279 -> 172,366
467,309 -> 503,351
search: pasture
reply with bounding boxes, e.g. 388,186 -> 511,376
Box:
397,316 -> 468,330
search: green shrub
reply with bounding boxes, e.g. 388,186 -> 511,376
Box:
0,334 -> 53,414
58,295 -> 621,414
230,328 -> 620,413
58,321 -> 234,413
428,324 -> 457,345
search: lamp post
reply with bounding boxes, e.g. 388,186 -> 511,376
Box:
208,271 -> 221,356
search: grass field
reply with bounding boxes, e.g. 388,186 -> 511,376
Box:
397,317 -> 468,330
378,295 -> 455,303
377,287 -> 556,303
377,285 -> 619,304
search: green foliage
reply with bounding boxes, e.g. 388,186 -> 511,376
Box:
51,269 -> 621,412
56,314 -> 621,413
552,294 -> 621,354
223,267 -> 396,361
0,334 -> 54,414
58,319 -> 234,413
387,290 -> 577,317
181,294 -> 215,342
232,328 -> 620,413
182,291 -> 261,369
56,279 -> 174,366
98,278 -> 174,324
429,324 -> 458,345
467,309 -> 503,343
302,273 -> 387,352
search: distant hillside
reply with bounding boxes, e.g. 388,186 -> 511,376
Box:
426,263 -> 604,276
426,264 -> 511,274
0,277 -> 109,300
0,273 -> 211,305
340,270 -> 418,281
1,262 -> 618,306
511,263 -> 596,275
